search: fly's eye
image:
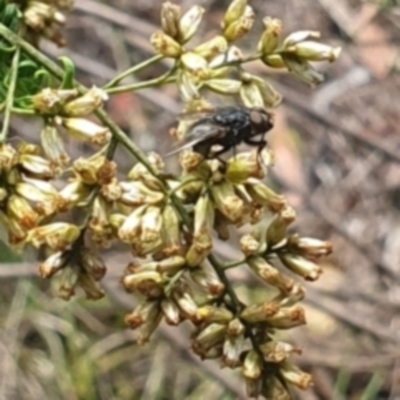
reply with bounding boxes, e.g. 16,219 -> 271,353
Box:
249,110 -> 263,125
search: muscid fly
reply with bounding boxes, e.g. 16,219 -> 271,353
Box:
168,107 -> 274,160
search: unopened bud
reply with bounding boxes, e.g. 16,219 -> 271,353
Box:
259,341 -> 301,363
61,117 -> 111,146
266,206 -> 296,248
160,2 -> 181,39
40,125 -> 69,170
242,350 -> 262,380
280,361 -> 313,390
122,270 -> 164,298
279,253 -> 322,281
32,88 -> 78,115
150,30 -> 182,58
191,265 -> 224,297
26,223 -> 80,250
288,235 -> 332,261
222,334 -> 245,368
161,299 -> 182,325
286,41 -> 342,62
211,181 -> 244,223
223,5 -> 255,42
240,301 -> 280,324
283,56 -> 324,87
222,0 -> 247,29
204,79 -> 242,95
125,300 -> 160,330
160,204 -> 182,256
265,306 -> 306,329
194,36 -> 228,60
78,273 -> 105,300
62,86 -> 108,117
56,265 -> 79,300
245,178 -> 286,212
39,251 -> 69,278
195,305 -> 233,324
283,30 -> 320,47
192,323 -> 227,355
178,5 -> 204,43
173,286 -> 198,319
257,17 -> 282,56
180,52 -> 209,79
19,154 -> 54,179
81,248 -> 107,280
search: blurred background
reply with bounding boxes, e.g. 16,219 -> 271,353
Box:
1,0 -> 400,399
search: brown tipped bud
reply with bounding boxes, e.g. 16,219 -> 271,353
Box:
40,125 -> 69,171
0,144 -> 18,172
240,79 -> 265,108
26,223 -> 80,250
78,273 -> 105,300
259,341 -> 301,363
204,79 -> 242,95
19,154 -> 54,179
266,206 -> 296,248
245,178 -> 286,212
118,205 -> 146,243
247,256 -> 294,293
223,5 -> 255,42
283,56 -> 324,87
61,118 -> 111,146
191,265 -> 225,297
283,30 -> 321,47
178,5 -> 204,43
150,30 -> 182,58
279,253 -> 322,281
122,271 -> 164,298
62,86 -> 108,117
211,181 -> 244,223
125,300 -> 160,330
242,350 -> 262,380
186,194 -> 214,267
161,299 -> 182,325
120,181 -> 164,206
192,323 -> 227,356
265,305 -> 306,329
160,204 -> 182,256
195,305 -> 233,324
56,265 -> 79,300
257,17 -> 282,56
280,361 -> 313,390
80,248 -> 107,281
156,256 -> 186,274
60,180 -> 91,208
226,149 -> 272,183
135,311 -> 163,346
173,286 -> 198,319
160,2 -> 181,39
240,234 -> 260,256
7,195 -> 39,230
240,301 -> 280,324
288,236 -> 332,261
286,41 -> 342,62
273,283 -> 306,308
140,205 -> 163,244
177,70 -> 200,103
180,52 -> 209,79
222,0 -> 247,29
222,334 -> 245,368
32,88 -> 78,115
194,36 -> 228,60
39,251 -> 69,278
243,75 -> 282,108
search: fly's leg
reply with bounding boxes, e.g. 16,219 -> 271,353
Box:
244,135 -> 267,165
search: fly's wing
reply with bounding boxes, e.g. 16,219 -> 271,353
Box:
165,121 -> 228,157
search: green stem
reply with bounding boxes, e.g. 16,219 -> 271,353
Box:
104,54 -> 164,88
105,71 -> 177,95
0,45 -> 20,143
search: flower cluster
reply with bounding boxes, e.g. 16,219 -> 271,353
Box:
19,0 -> 74,46
0,0 -> 340,398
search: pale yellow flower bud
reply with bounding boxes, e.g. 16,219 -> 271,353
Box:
19,154 -> 54,179
283,56 -> 324,87
61,118 -> 111,146
136,307 -> 163,345
32,88 -> 78,115
192,323 -> 227,356
161,299 -> 181,325
0,144 -> 18,172
172,285 -> 198,319
56,265 -> 79,300
223,5 -> 254,42
122,270 -> 164,297
195,305 -> 233,324
118,205 -> 147,243
80,248 -> 107,281
245,178 -> 286,212
240,234 -> 260,256
288,235 -> 332,261
140,205 -> 162,245
259,341 -> 301,363
240,301 -> 280,324
160,204 -> 182,256
239,80 -> 265,108
39,251 -> 68,278
120,181 -> 164,206
286,41 -> 342,62
62,86 -> 108,117
280,361 -> 313,390
222,334 -> 245,368
191,265 -> 224,297
222,0 -> 247,29
279,253 -> 322,281
266,206 -> 296,247
257,17 -> 282,56
156,256 -> 186,274
150,30 -> 182,58
160,2 -> 181,39
125,300 -> 160,330
203,78 -> 242,95
265,305 -> 306,329
242,350 -> 262,380
79,273 -> 105,300
194,36 -> 228,60
60,179 -> 91,207
7,194 -> 39,230
178,5 -> 204,43
261,53 -> 286,68
283,30 -> 320,47
40,125 -> 69,170
211,181 -> 244,223
181,52 -> 209,79
26,223 -> 80,250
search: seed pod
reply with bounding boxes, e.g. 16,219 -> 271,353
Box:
286,41 -> 342,62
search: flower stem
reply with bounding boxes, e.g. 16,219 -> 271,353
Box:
0,45 -> 20,143
104,54 -> 164,88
